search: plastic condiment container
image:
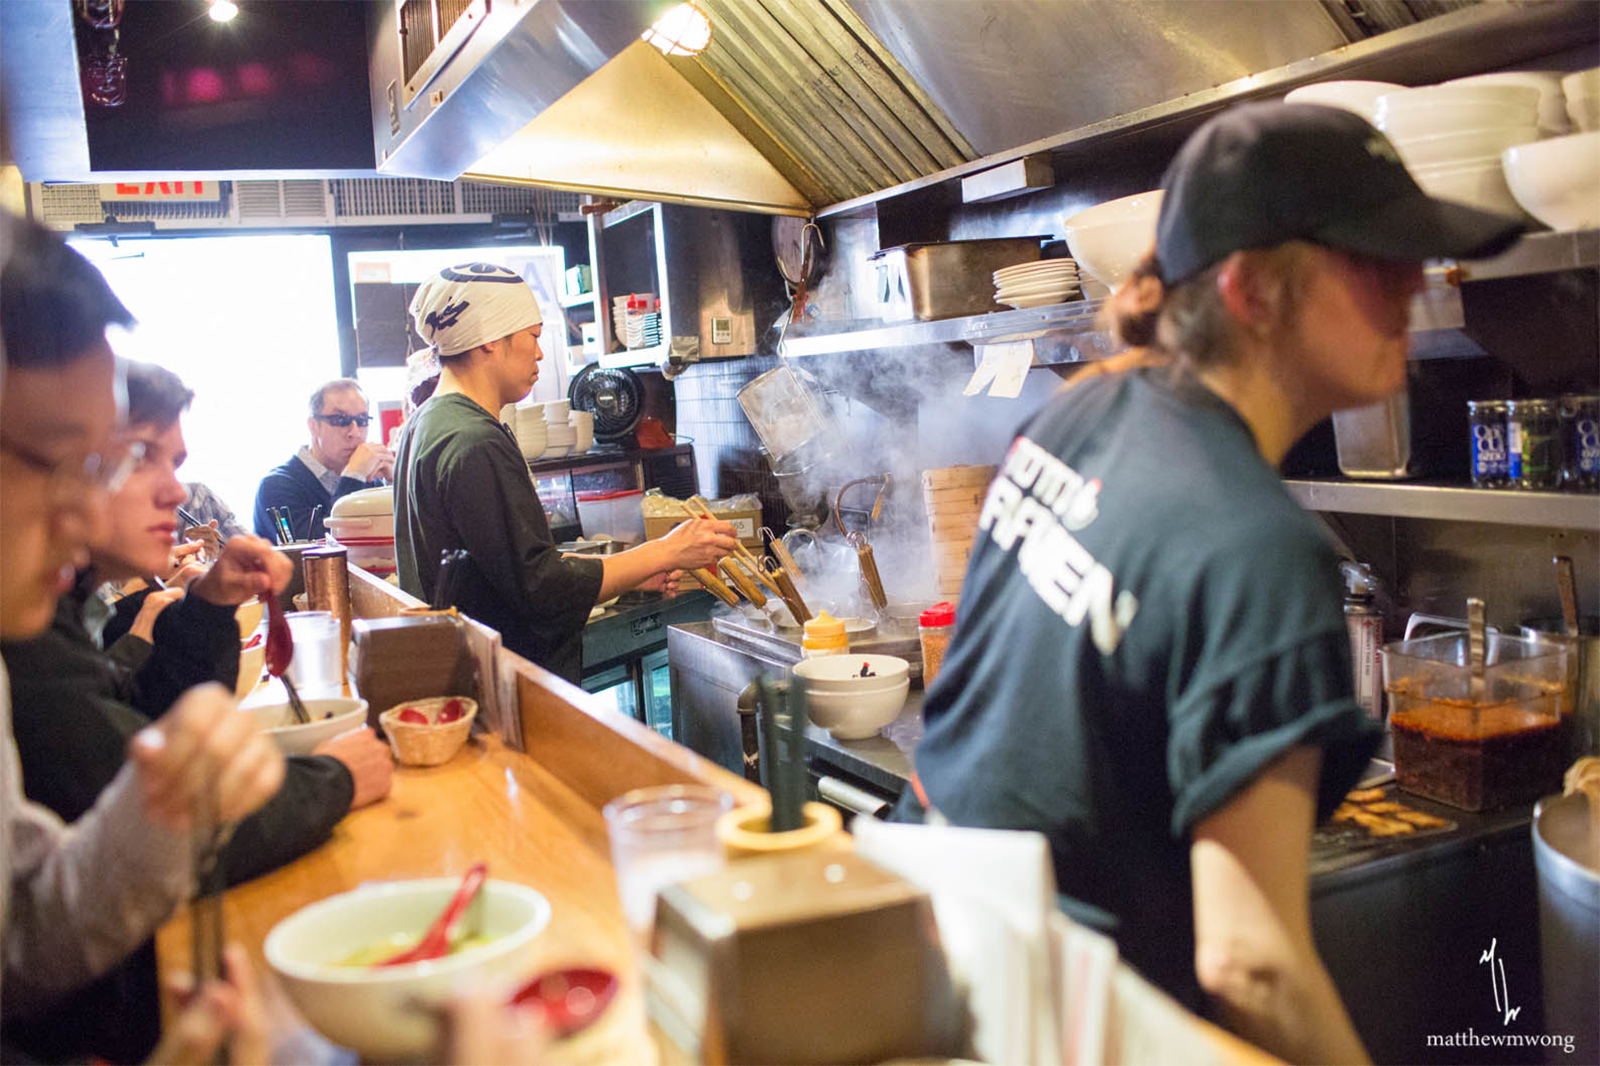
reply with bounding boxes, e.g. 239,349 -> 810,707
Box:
801,611 -> 848,658
1381,631 -> 1570,811
918,602 -> 956,687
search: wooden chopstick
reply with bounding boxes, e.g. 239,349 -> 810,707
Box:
685,497 -> 782,594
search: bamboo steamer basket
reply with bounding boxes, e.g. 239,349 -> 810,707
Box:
922,465 -> 996,597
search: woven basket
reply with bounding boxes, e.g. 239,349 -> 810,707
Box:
378,696 -> 477,767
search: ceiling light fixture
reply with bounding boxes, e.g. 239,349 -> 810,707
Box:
208,0 -> 238,23
641,2 -> 711,57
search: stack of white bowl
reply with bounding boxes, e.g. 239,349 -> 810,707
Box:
1059,190 -> 1164,291
514,400 -> 547,461
992,258 -> 1080,309
1373,83 -> 1542,219
1284,80 -> 1404,123
542,399 -> 575,458
1503,130 -> 1600,231
569,409 -> 595,453
1562,67 -> 1600,131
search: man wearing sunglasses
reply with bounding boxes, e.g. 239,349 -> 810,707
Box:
252,377 -> 393,542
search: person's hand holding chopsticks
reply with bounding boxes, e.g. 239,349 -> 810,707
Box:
189,534 -> 292,608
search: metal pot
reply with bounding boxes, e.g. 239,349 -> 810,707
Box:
1532,792 -> 1600,1061
1521,615 -> 1600,758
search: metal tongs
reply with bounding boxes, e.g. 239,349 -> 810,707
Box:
681,498 -> 815,623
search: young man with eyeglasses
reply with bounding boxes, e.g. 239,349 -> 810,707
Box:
251,377 -> 393,542
0,214 -> 284,1055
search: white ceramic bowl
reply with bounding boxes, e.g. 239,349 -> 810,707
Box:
793,654 -> 911,691
1445,71 -> 1572,135
801,679 -> 910,740
1394,124 -> 1540,167
570,415 -> 594,453
235,598 -> 264,641
1376,98 -> 1539,142
1410,158 -> 1529,220
1284,80 -> 1405,120
540,443 -> 573,459
235,641 -> 266,701
265,877 -> 552,1061
542,400 -> 570,421
1503,131 -> 1600,230
1561,67 -> 1600,101
1564,80 -> 1600,133
1378,83 -> 1541,113
246,696 -> 369,756
1060,190 -> 1164,287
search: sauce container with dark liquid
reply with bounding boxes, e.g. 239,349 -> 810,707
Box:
1381,632 -> 1570,811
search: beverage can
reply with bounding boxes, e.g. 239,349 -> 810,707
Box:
1506,398 -> 1557,490
1466,399 -> 1510,488
1559,394 -> 1599,492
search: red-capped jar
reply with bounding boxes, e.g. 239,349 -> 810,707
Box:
918,602 -> 956,688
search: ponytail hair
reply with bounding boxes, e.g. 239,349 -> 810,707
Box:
1101,251 -> 1166,349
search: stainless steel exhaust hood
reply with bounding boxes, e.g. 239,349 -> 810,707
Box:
373,0 -> 1477,216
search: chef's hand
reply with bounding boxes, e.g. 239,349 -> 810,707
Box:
312,727 -> 394,809
658,517 -> 740,572
128,682 -> 284,828
190,535 -> 292,607
634,569 -> 683,594
343,442 -> 394,483
129,587 -> 186,644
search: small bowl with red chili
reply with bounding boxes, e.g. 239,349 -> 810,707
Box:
378,696 -> 477,767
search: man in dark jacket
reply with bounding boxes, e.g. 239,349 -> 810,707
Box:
252,377 -> 392,542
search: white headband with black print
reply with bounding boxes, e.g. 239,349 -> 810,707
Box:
407,262 -> 543,358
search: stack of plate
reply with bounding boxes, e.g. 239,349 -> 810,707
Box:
992,259 -> 1080,309
624,308 -> 662,349
611,292 -> 654,340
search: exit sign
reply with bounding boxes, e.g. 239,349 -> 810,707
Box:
99,181 -> 222,201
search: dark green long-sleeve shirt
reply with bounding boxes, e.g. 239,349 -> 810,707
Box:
394,393 -> 602,684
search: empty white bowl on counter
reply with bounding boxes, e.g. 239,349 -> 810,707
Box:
265,877 -> 552,1061
1284,80 -> 1404,121
1060,190 -> 1164,288
245,695 -> 368,756
1503,131 -> 1600,230
792,654 -> 911,740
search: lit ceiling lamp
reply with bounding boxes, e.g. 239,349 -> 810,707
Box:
208,0 -> 239,23
641,2 -> 712,57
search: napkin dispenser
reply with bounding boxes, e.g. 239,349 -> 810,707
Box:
646,849 -> 964,1065
349,615 -> 477,730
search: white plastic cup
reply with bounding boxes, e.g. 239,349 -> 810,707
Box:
602,785 -> 733,940
283,610 -> 343,698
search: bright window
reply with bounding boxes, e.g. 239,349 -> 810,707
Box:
71,234 -> 341,528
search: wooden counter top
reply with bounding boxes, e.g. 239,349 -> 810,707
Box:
158,564 -> 763,1062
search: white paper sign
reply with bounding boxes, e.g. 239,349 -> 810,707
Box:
987,340 -> 1036,398
964,344 -> 1004,396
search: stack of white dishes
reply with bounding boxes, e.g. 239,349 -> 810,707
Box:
570,410 -> 595,453
1503,130 -> 1600,231
514,401 -> 547,461
611,293 -> 652,338
542,400 -> 576,458
1563,67 -> 1600,131
624,308 -> 661,349
1374,84 -> 1541,219
992,259 -> 1080,309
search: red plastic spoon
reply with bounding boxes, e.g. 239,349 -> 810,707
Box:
510,967 -> 620,1039
378,862 -> 489,967
262,595 -> 311,723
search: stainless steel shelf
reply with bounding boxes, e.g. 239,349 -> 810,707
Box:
1284,479 -> 1600,530
817,3 -> 1598,220
1457,228 -> 1600,282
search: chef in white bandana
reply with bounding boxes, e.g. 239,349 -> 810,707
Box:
392,262 -> 740,683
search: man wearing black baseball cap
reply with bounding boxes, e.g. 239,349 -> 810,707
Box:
903,102 -> 1522,1064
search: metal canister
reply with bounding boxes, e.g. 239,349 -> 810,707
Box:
302,546 -> 352,690
1559,393 -> 1600,492
1466,399 -> 1510,488
1506,398 -> 1558,490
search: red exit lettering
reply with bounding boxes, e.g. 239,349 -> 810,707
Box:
114,181 -> 205,195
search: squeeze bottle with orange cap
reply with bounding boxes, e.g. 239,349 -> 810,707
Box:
918,602 -> 956,687
801,611 -> 849,659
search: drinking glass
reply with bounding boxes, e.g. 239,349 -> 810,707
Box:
602,784 -> 733,942
283,610 -> 342,698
